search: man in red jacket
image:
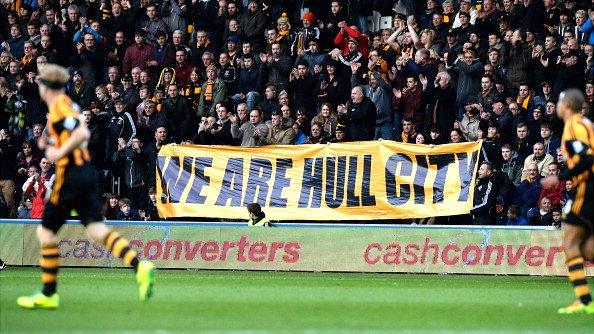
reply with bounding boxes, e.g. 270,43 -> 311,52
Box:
123,29 -> 155,75
333,22 -> 369,58
21,160 -> 55,219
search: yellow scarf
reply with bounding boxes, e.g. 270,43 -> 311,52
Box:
517,94 -> 532,110
204,81 -> 214,102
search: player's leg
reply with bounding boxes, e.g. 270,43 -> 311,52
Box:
86,221 -> 155,301
558,222 -> 592,314
581,234 -> 594,261
86,222 -> 139,270
17,204 -> 66,309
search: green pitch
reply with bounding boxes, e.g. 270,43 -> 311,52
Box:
1,267 -> 592,333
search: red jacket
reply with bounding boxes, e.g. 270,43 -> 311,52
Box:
334,26 -> 369,58
22,175 -> 52,219
539,181 -> 565,206
123,42 -> 155,74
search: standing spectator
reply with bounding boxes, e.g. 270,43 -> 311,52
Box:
106,98 -> 137,169
425,71 -> 457,136
239,0 -> 265,53
337,86 -> 376,141
142,4 -> 168,43
21,161 -> 54,219
540,122 -> 561,156
501,144 -> 523,186
470,162 -> 499,225
259,42 -> 292,92
451,50 -> 483,119
287,59 -> 317,117
0,129 -> 17,218
393,75 -> 426,133
354,62 -> 393,140
71,33 -> 105,87
122,29 -> 154,75
113,137 -> 148,210
233,54 -> 262,111
173,48 -> 193,87
162,83 -> 191,142
162,0 -> 190,34
198,64 -> 227,117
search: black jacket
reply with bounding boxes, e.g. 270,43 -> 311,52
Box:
113,147 -> 148,189
341,97 -> 377,141
470,176 -> 499,224
162,96 -> 192,142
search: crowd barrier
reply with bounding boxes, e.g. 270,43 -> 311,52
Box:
1,220 -> 592,276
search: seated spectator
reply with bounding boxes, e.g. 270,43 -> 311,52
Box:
521,142 -> 554,180
458,107 -> 480,142
264,111 -> 295,145
551,206 -> 562,229
116,197 -> 141,221
540,122 -> 560,156
329,124 -> 348,143
304,121 -> 328,144
104,193 -> 120,220
538,162 -> 564,207
395,118 -> 417,143
17,196 -> 32,219
311,103 -> 339,138
506,204 -> 528,226
513,163 -> 542,217
449,128 -> 466,143
230,109 -> 267,147
141,187 -> 159,221
500,144 -> 522,186
527,197 -> 553,226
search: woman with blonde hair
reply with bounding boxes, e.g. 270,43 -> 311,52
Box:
311,103 -> 338,137
155,67 -> 176,90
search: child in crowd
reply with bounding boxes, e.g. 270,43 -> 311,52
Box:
506,204 -> 528,226
116,198 -> 141,221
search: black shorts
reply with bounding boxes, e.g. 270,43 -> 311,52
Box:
564,177 -> 594,233
42,164 -> 104,233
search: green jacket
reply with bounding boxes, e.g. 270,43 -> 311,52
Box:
198,78 -> 227,117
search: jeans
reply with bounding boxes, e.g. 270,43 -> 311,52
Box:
231,91 -> 260,111
375,121 -> 394,140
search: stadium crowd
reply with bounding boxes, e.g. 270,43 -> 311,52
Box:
0,0 -> 593,225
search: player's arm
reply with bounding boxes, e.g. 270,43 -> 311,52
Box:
559,121 -> 594,180
45,118 -> 90,162
558,140 -> 594,181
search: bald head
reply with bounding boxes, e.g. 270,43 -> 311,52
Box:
351,86 -> 364,103
558,88 -> 584,115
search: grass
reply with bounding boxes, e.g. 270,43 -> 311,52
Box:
1,267 -> 593,333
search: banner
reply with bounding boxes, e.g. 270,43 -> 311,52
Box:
4,221 -> 592,276
156,141 -> 482,220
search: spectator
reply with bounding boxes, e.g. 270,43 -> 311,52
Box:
260,42 -> 292,92
506,204 -> 528,226
116,197 -> 141,221
141,187 -> 160,221
521,142 -> 554,180
21,161 -> 54,219
113,137 -> 148,210
66,69 -> 94,109
163,83 -> 192,142
288,59 -> 317,117
264,111 -> 296,145
233,53 -> 262,111
17,196 -> 32,219
0,129 -> 17,218
355,62 -> 393,140
304,121 -> 328,144
106,98 -> 136,168
246,202 -> 271,227
501,144 -> 523,186
527,197 -> 554,226
198,64 -> 227,117
513,163 -> 542,217
122,29 -> 154,74
539,162 -> 565,207
540,122 -> 561,156
230,108 -> 267,147
470,162 -> 499,225
337,86 -> 376,141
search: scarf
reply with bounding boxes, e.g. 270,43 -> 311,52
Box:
517,94 -> 532,110
204,81 -> 214,102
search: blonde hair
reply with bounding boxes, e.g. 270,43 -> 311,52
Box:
38,64 -> 69,88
